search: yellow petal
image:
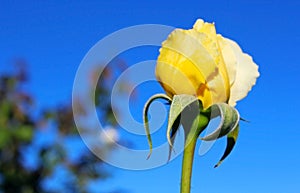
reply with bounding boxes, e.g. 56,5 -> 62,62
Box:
191,20 -> 230,98
156,31 -> 214,108
156,21 -> 229,109
217,35 -> 237,86
223,38 -> 260,106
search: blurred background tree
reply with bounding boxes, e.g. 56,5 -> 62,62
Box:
0,60 -> 128,193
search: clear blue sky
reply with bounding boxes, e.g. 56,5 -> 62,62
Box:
1,0 -> 300,193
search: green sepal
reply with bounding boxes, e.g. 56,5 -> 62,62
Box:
214,124 -> 240,168
143,93 -> 172,159
201,103 -> 240,141
167,114 -> 181,162
167,95 -> 199,148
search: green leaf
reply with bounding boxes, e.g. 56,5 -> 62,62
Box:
167,95 -> 198,147
0,101 -> 12,126
0,128 -> 11,148
13,125 -> 33,142
201,103 -> 239,141
214,124 -> 239,168
143,93 -> 172,159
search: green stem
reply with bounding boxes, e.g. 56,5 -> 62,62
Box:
180,113 -> 209,193
180,132 -> 198,193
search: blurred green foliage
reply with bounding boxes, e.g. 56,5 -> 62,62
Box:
0,61 -> 127,193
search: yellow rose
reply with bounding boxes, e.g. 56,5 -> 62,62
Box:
156,19 -> 259,109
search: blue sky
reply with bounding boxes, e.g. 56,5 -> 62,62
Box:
1,0 -> 300,193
